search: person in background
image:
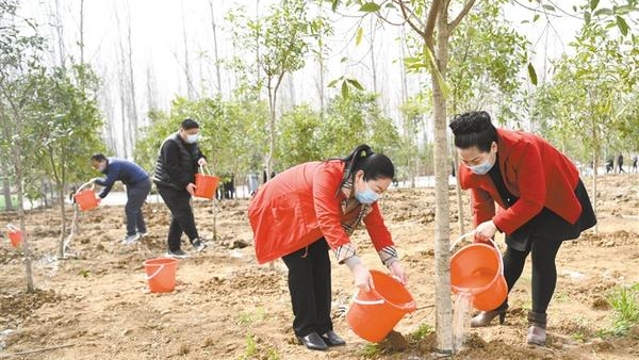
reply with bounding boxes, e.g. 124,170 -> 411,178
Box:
617,153 -> 625,174
605,157 -> 614,174
91,154 -> 151,245
248,144 -> 407,351
153,118 -> 208,258
632,155 -> 638,173
449,111 -> 596,346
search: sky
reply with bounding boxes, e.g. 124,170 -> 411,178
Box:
21,0 -> 585,157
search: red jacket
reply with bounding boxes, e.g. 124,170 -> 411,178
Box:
248,161 -> 394,264
459,129 -> 582,235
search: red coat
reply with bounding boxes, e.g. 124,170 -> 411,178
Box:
459,129 -> 582,235
248,161 -> 394,264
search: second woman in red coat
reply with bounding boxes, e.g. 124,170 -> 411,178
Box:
450,111 -> 596,346
248,145 -> 407,351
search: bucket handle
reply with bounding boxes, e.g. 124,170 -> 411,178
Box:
198,165 -> 212,176
146,265 -> 165,281
6,224 -> 20,232
76,180 -> 96,193
352,290 -> 385,306
450,231 -> 504,275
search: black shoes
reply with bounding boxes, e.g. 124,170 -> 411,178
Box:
297,332 -> 328,351
321,330 -> 346,346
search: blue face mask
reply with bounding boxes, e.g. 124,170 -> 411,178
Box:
186,133 -> 199,144
355,183 -> 380,204
467,157 -> 494,175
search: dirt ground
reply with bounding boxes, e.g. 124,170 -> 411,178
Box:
1,174 -> 638,360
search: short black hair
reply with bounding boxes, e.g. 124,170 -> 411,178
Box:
91,153 -> 107,162
448,111 -> 497,152
181,118 -> 200,130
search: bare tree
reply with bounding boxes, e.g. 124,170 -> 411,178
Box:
208,0 -> 223,95
125,5 -> 139,151
180,0 -> 195,100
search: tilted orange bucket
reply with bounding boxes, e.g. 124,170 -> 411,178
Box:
144,258 -> 178,293
73,181 -> 99,211
450,233 -> 508,311
346,270 -> 417,343
6,224 -> 22,248
194,166 -> 220,200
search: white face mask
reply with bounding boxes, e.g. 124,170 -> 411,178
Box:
466,158 -> 494,175
186,133 -> 199,144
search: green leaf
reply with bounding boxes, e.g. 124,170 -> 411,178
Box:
341,81 -> 349,98
331,0 -> 339,12
590,0 -> 600,11
533,14 -> 540,22
327,79 -> 339,88
340,56 -> 348,63
594,8 -> 613,16
528,62 -> 538,86
356,27 -> 364,46
359,2 -> 380,13
616,16 -> 629,36
585,11 -> 591,24
542,4 -> 555,12
347,78 -> 364,90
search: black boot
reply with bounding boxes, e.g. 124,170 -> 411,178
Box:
527,311 -> 547,346
470,303 -> 508,328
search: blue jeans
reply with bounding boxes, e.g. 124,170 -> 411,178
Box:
125,178 -> 151,236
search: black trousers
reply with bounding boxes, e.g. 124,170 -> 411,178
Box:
157,185 -> 199,251
281,238 -> 332,337
124,178 -> 151,236
500,238 -> 562,314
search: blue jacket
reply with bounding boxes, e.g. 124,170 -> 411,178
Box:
94,158 -> 149,198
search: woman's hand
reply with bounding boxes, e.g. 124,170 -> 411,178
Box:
475,220 -> 497,242
352,263 -> 375,292
388,261 -> 407,285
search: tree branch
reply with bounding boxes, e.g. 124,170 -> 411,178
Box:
449,0 -> 477,32
424,0 -> 443,49
396,0 -> 426,39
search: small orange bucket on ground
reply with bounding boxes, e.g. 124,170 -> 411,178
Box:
346,270 -> 417,343
194,166 -> 220,200
74,181 -> 99,211
450,233 -> 508,311
6,224 -> 22,248
144,258 -> 178,293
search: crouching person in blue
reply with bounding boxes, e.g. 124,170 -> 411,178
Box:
91,154 -> 151,244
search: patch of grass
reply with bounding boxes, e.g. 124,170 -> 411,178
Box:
78,269 -> 90,278
606,283 -> 639,336
554,292 -> 569,303
265,348 -> 281,360
361,343 -> 381,358
237,307 -> 267,326
240,333 -> 258,360
408,323 -> 433,343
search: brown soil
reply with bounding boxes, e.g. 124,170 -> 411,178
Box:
1,174 -> 638,359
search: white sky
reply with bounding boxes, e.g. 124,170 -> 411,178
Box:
22,0 -> 585,156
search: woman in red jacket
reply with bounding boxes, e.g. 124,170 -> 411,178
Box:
449,111 -> 596,346
248,145 -> 407,351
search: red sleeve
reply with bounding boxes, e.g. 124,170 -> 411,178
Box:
312,163 -> 351,249
471,187 -> 495,227
493,142 -> 545,234
363,202 -> 394,251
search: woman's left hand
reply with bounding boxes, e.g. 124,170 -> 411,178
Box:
475,220 -> 497,242
388,261 -> 407,285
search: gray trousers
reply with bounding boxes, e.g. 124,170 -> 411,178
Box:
125,178 -> 151,236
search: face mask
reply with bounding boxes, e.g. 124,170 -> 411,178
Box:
467,155 -> 495,175
186,133 -> 199,144
355,183 -> 380,204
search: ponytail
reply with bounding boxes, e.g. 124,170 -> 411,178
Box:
337,144 -> 395,191
342,144 -> 375,182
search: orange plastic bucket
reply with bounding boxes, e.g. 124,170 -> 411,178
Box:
74,180 -> 99,211
144,258 -> 178,293
346,270 -> 417,343
194,166 -> 220,199
6,224 -> 22,248
450,234 -> 508,311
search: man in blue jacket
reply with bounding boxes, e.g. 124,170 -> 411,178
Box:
92,154 -> 151,245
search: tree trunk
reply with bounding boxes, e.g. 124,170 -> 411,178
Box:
209,0 -> 223,95
11,142 -> 34,292
432,11 -> 453,355
266,81 -> 276,181
592,150 -> 598,234
369,16 -> 378,94
58,182 -> 67,258
181,0 -> 195,100
126,10 -> 139,153
3,173 -> 12,211
54,0 -> 66,68
79,0 -> 85,65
